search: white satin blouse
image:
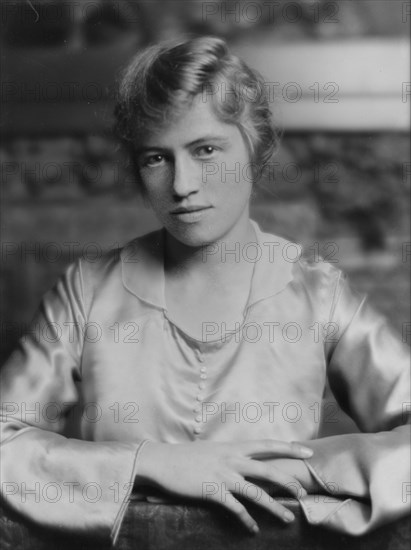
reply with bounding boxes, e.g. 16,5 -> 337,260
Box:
1,220 -> 410,545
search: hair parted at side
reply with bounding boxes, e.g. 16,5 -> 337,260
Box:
114,35 -> 280,179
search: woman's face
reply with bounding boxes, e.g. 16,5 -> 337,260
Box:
135,94 -> 253,247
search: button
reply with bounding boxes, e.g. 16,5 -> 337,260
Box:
198,355 -> 205,363
194,426 -> 202,434
198,382 -> 205,390
193,406 -> 201,413
196,394 -> 203,401
200,374 -> 207,380
200,366 -> 207,373
195,415 -> 202,422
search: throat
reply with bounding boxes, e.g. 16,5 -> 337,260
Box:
164,260 -> 255,342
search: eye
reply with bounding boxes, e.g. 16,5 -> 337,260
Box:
195,145 -> 217,158
141,154 -> 166,168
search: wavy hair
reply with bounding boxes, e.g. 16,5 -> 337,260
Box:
114,36 -> 280,183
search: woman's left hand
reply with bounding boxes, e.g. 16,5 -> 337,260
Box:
251,457 -> 321,497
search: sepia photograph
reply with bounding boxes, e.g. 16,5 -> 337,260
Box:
1,1 -> 410,549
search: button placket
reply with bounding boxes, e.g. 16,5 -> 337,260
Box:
193,346 -> 208,436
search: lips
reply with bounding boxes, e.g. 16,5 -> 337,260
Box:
171,205 -> 212,214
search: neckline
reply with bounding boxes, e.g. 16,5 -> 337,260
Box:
162,248 -> 257,345
120,219 -> 298,313
162,305 -> 254,346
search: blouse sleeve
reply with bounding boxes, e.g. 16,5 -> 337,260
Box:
299,269 -> 411,535
0,259 -> 145,546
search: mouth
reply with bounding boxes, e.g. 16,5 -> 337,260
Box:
170,205 -> 213,223
171,205 -> 212,214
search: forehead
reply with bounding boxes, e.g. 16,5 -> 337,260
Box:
140,95 -> 240,149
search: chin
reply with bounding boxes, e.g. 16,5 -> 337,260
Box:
165,223 -> 222,248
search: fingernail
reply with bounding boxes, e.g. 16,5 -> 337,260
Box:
284,511 -> 295,523
251,524 -> 259,534
300,447 -> 313,457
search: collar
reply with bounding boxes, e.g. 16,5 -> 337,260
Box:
121,220 -> 299,311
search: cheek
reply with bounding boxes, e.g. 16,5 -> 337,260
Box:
212,146 -> 253,189
210,165 -> 253,207
140,168 -> 173,205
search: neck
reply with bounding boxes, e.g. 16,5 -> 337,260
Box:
164,216 -> 257,279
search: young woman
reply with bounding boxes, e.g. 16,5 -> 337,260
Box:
1,36 -> 409,546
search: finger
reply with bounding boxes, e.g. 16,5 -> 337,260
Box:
146,495 -> 173,503
214,492 -> 259,534
235,459 -> 307,498
239,439 -> 313,460
233,480 -> 295,524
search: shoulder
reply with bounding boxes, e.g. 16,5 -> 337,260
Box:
256,223 -> 344,296
294,253 -> 344,294
254,222 -> 348,321
292,249 -> 371,333
61,228 -> 162,307
77,228 -> 162,281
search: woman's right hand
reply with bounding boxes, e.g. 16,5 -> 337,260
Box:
135,439 -> 313,534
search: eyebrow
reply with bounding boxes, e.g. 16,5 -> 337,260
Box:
135,135 -> 230,154
187,135 -> 231,148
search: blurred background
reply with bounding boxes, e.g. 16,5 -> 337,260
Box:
1,1 -> 410,433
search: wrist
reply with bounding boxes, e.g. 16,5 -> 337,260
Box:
133,441 -> 163,485
301,459 -> 322,493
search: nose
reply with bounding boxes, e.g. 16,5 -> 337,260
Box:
172,154 -> 201,198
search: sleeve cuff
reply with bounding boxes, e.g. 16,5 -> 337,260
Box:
110,440 -> 152,547
299,457 -> 375,535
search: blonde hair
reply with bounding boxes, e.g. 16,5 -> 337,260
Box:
115,36 -> 279,182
